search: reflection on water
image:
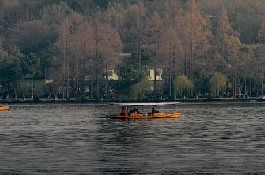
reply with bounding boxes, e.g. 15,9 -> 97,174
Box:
0,102 -> 264,174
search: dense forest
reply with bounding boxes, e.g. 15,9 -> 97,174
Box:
0,0 -> 264,101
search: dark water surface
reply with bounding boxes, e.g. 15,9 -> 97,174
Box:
0,102 -> 264,174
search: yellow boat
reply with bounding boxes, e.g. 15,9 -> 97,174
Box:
107,102 -> 181,119
0,106 -> 9,111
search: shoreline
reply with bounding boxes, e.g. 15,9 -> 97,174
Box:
0,97 -> 262,104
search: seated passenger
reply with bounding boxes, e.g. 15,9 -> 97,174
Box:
130,108 -> 139,113
134,108 -> 139,113
152,107 -> 159,114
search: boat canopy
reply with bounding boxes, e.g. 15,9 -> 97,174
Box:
110,102 -> 180,106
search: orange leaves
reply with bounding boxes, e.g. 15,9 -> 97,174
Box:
217,6 -> 234,38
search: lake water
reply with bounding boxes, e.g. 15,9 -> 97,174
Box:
0,102 -> 264,174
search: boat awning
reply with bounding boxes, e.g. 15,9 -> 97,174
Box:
110,102 -> 180,106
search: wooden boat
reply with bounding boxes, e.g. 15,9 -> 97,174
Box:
0,106 -> 9,111
107,102 -> 181,119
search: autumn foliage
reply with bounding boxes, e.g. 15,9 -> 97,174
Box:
0,0 -> 265,101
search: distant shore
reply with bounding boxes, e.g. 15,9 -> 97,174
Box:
0,97 -> 262,104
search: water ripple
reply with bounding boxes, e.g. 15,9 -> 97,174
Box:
0,102 -> 264,174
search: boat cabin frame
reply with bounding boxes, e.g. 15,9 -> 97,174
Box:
107,102 -> 180,119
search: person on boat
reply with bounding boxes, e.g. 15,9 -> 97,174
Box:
130,108 -> 139,113
120,106 -> 127,115
152,107 -> 159,114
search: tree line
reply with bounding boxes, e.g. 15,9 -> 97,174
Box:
0,0 -> 264,101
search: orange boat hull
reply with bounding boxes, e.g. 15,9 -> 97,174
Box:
108,112 -> 180,119
0,106 -> 9,111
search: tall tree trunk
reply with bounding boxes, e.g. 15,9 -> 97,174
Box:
105,58 -> 109,99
